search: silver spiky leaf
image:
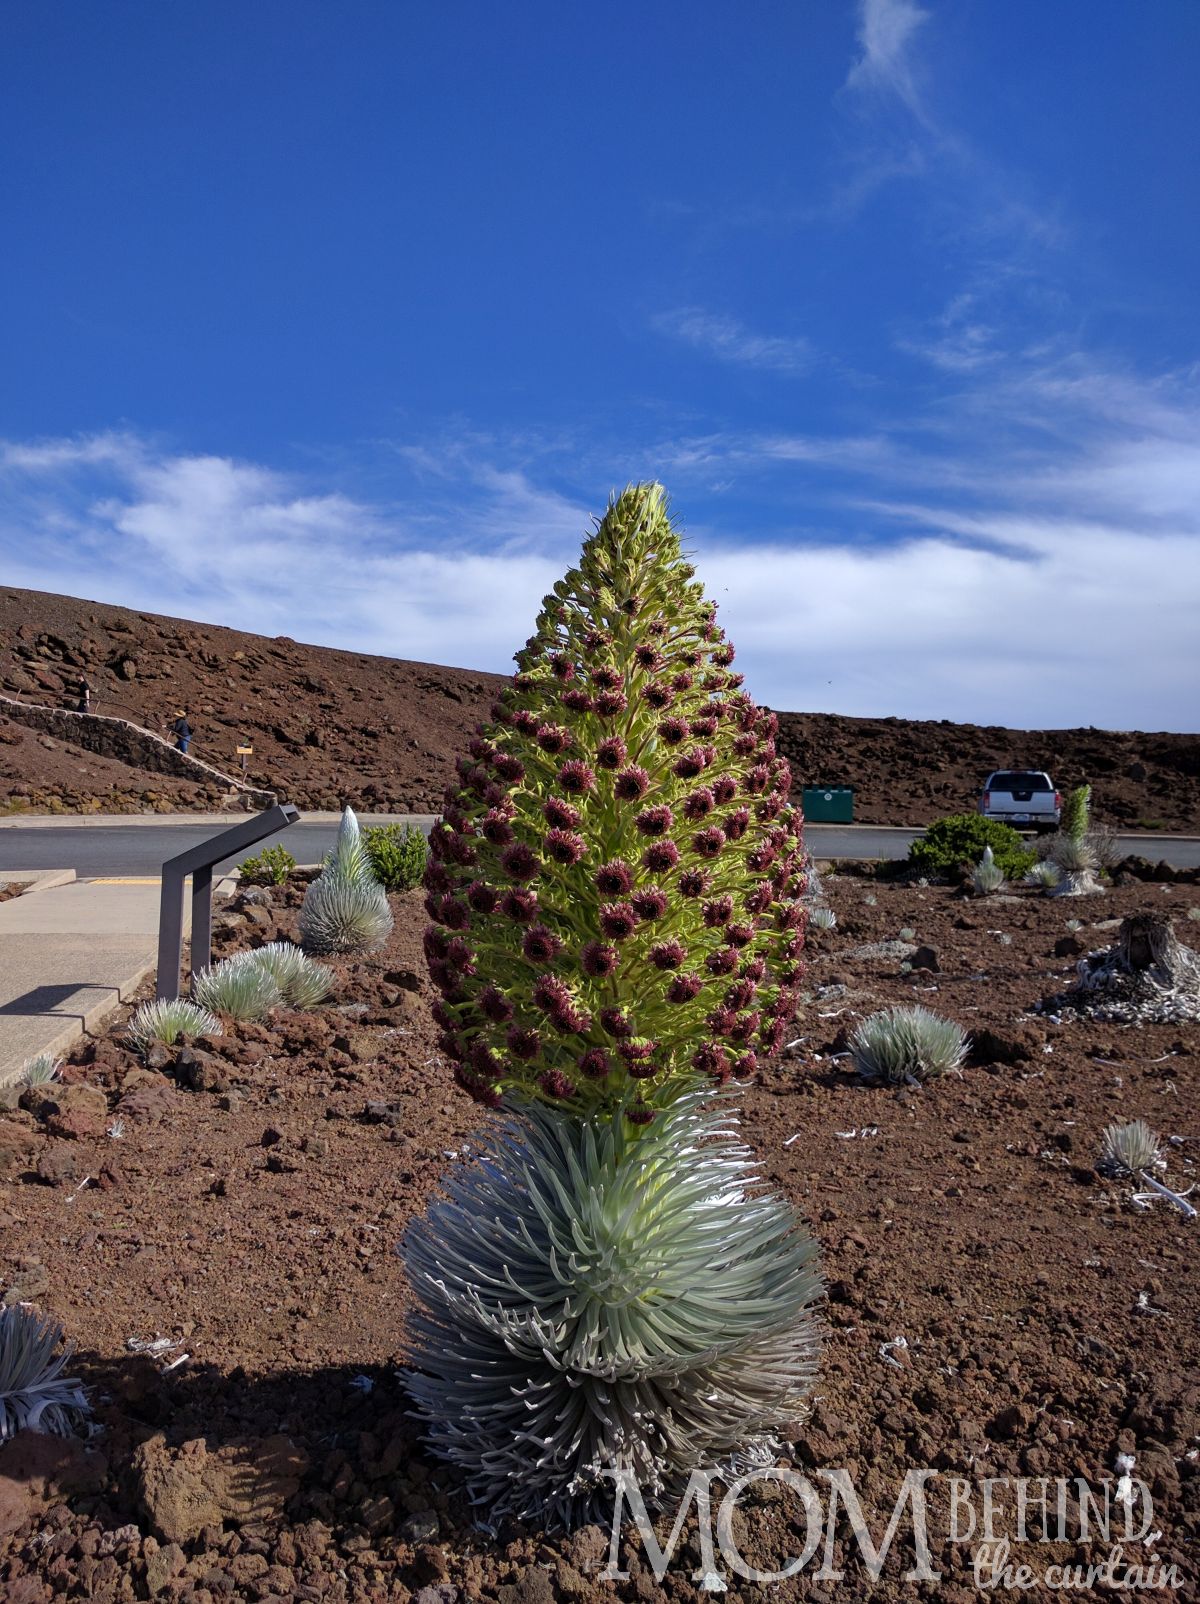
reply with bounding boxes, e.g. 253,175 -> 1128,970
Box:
327,804 -> 373,883
0,1305 -> 91,1441
850,1004 -> 967,1085
1099,1118 -> 1163,1178
401,1092 -> 823,1530
299,871 -> 393,955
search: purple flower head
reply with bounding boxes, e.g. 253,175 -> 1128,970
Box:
759,1018 -> 788,1055
726,923 -> 755,949
583,628 -> 612,652
707,1006 -> 737,1039
466,880 -> 498,914
594,688 -> 628,716
596,736 -> 627,770
599,902 -> 639,941
468,736 -> 497,763
481,810 -> 515,847
543,796 -> 581,830
549,654 -> 575,681
499,887 -> 538,923
711,774 -> 738,804
454,1067 -> 502,1108
614,766 -> 650,801
641,839 -> 679,873
618,1037 -> 657,1063
539,1069 -> 577,1100
532,974 -> 573,1017
439,896 -> 471,931
631,886 -> 668,921
481,783 -> 507,808
600,1007 -> 633,1038
506,1024 -> 542,1061
581,940 -> 620,978
544,828 -> 586,866
733,1050 -> 757,1078
725,807 -> 751,841
578,1046 -> 610,1079
625,1104 -> 656,1125
431,1000 -> 457,1031
733,733 -> 757,758
595,859 -> 634,895
658,716 -> 689,746
682,787 -> 714,821
561,688 -> 595,713
509,708 -> 538,735
647,619 -> 668,637
634,643 -> 663,671
730,1010 -> 761,1044
671,671 -> 694,692
490,700 -> 511,724
702,895 -> 734,928
743,885 -> 771,917
693,1042 -> 730,1081
725,978 -> 758,1010
742,955 -> 766,983
536,723 -> 572,756
445,936 -> 475,972
693,826 -> 727,860
678,869 -> 711,898
667,972 -> 704,1004
711,642 -> 736,667
480,985 -> 514,1023
523,924 -> 563,963
469,1040 -> 502,1077
423,859 -> 455,895
423,925 -> 451,961
591,664 -> 622,690
673,749 -> 706,780
558,759 -> 595,795
500,841 -> 540,881
423,892 -> 443,922
706,946 -> 739,976
690,715 -> 718,738
745,764 -> 772,795
635,804 -> 673,838
494,754 -> 526,783
747,845 -> 776,873
650,939 -> 686,970
643,682 -> 675,710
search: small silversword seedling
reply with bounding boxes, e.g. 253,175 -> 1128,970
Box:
1098,1119 -> 1162,1178
20,1052 -> 62,1088
850,1005 -> 967,1085
423,484 -> 805,1120
1025,860 -> 1062,889
127,998 -> 222,1053
808,906 -> 837,931
0,1305 -> 91,1441
972,845 -> 1005,895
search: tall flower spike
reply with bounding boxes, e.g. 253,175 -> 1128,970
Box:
422,482 -> 806,1116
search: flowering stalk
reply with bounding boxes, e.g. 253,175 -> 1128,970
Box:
422,483 -> 806,1119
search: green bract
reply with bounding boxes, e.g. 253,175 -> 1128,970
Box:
402,1091 -> 822,1528
423,484 -> 805,1120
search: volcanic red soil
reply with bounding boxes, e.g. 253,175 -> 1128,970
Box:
4,586 -> 1198,828
2,872 -> 1198,1601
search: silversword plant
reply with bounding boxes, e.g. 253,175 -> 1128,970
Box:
850,1004 -> 967,1085
300,805 -> 394,955
0,1305 -> 90,1441
127,998 -> 222,1053
192,951 -> 283,1021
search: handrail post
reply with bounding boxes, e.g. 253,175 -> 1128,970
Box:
155,803 -> 301,1001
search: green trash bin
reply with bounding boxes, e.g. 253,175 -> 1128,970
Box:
802,785 -> 854,823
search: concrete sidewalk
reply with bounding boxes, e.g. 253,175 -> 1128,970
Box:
0,875 -> 182,1082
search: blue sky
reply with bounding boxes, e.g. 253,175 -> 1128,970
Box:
2,0 -> 1198,729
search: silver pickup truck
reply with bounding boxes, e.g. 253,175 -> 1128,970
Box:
978,769 -> 1061,831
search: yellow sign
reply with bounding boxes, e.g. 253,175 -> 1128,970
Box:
236,745 -> 254,755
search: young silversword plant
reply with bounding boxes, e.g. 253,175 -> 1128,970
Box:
20,1052 -> 62,1087
422,483 -> 805,1121
1024,860 -> 1062,889
192,951 -> 283,1021
300,805 -> 394,955
850,1004 -> 967,1085
248,942 -> 333,1008
972,845 -> 1005,895
1098,1118 -> 1162,1178
404,483 -> 820,1528
127,998 -> 222,1053
0,1305 -> 91,1441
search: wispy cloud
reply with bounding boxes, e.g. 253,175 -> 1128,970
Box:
844,0 -> 931,117
650,308 -> 813,375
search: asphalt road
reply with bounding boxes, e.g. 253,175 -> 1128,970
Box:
2,818 -> 1198,877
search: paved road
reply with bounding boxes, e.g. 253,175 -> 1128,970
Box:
2,818 -> 1198,877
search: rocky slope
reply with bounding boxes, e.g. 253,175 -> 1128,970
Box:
2,585 -> 1198,827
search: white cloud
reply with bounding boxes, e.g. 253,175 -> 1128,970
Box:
845,0 -> 931,114
650,308 -> 813,375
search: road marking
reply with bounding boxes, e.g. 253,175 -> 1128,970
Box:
87,877 -> 162,885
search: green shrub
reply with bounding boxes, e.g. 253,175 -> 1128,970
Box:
238,845 -> 296,886
364,823 -> 429,892
908,814 -> 1035,880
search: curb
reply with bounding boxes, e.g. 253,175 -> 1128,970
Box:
0,867 -> 77,893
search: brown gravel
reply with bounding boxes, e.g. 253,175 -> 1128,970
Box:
2,872 -> 1198,1600
4,585 -> 1199,827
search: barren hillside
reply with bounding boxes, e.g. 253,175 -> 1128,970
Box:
2,586 -> 1198,827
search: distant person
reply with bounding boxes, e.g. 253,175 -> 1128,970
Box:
76,679 -> 91,714
171,709 -> 193,755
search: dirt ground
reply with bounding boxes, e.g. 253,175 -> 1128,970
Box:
1,873 -> 1198,1602
4,585 -> 1199,829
